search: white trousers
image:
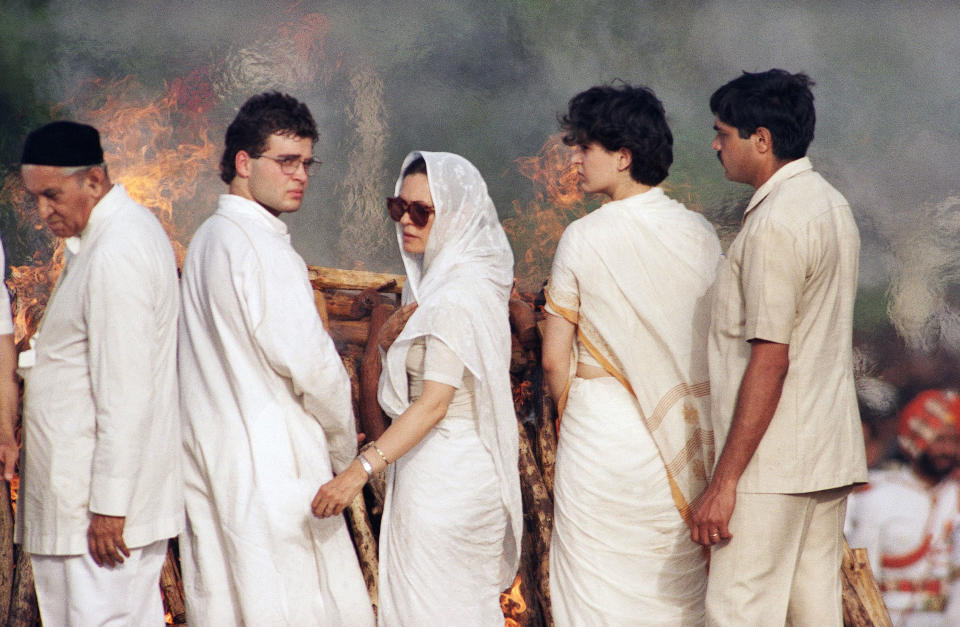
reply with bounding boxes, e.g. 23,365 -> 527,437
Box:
31,538 -> 168,627
705,486 -> 852,627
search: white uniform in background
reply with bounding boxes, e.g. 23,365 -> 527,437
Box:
178,194 -> 373,626
847,466 -> 960,626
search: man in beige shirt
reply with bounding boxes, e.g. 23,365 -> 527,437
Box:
690,69 -> 868,625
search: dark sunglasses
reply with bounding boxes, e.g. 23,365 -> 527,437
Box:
386,196 -> 435,227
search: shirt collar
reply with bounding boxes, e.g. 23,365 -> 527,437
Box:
743,156 -> 813,220
218,194 -> 290,238
64,184 -> 126,256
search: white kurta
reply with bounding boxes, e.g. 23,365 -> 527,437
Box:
178,194 -> 373,626
17,184 -> 183,555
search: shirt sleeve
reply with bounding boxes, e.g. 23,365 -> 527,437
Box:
741,217 -> 803,344
0,241 -> 13,336
423,335 -> 465,389
86,241 -> 164,516
250,246 -> 358,473
544,228 -> 580,324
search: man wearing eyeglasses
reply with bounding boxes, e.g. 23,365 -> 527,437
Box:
178,91 -> 374,625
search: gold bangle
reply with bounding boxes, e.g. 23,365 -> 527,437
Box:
370,442 -> 391,465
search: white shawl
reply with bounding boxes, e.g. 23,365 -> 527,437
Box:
377,151 -> 521,588
545,188 -> 721,521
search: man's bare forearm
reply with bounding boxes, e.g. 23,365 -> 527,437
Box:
711,340 -> 789,487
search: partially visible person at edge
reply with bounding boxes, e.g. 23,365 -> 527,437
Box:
690,69 -> 868,626
0,239 -> 17,486
313,151 -> 522,626
846,389 -> 960,626
540,83 -> 721,624
17,121 -> 182,625
177,92 -> 374,625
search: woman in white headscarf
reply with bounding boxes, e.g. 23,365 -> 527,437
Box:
313,151 -> 521,625
542,84 -> 721,624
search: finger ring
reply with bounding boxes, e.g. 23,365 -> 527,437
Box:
710,532 -> 719,537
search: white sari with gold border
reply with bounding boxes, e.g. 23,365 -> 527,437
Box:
546,188 -> 720,622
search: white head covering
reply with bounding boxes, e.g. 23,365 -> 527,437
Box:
377,151 -> 521,587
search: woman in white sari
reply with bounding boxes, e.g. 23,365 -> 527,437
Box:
313,151 -> 521,625
542,84 -> 721,625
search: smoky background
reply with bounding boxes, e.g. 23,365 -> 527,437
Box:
3,0 -> 960,400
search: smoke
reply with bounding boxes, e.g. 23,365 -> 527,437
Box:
4,0 -> 960,348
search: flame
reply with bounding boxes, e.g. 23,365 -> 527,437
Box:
499,573 -> 526,624
502,135 -> 593,292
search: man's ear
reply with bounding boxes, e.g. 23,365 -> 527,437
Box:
753,127 -> 774,155
80,165 -> 108,197
235,150 -> 253,179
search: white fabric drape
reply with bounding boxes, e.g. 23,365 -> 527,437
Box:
377,152 -> 522,623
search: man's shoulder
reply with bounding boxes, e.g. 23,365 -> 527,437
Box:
765,167 -> 850,218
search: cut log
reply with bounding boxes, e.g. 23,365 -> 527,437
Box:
314,288 -> 330,330
359,304 -> 394,441
842,539 -> 892,627
536,380 -> 557,499
328,319 -> 373,347
517,421 -> 554,626
7,547 -> 38,627
159,541 -> 187,624
308,266 -> 404,293
344,492 -> 380,616
0,481 -> 14,624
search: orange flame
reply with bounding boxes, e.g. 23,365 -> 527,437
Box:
499,573 -> 526,624
502,135 -> 594,292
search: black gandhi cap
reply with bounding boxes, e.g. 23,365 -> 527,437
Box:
21,121 -> 104,167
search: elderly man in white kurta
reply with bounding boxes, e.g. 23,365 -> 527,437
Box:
17,121 -> 182,625
178,92 -> 373,625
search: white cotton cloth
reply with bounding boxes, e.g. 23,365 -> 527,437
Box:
0,239 -> 12,335
377,151 -> 522,624
545,187 -> 721,519
551,377 -> 707,625
32,538 -> 168,626
178,194 -> 373,626
17,184 -> 183,556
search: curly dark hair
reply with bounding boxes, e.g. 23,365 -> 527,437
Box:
219,91 -> 318,184
559,83 -> 673,186
710,69 -> 816,160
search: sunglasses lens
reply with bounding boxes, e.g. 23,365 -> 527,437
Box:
408,202 -> 429,227
386,198 -> 404,222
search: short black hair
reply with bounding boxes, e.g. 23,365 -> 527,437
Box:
219,91 -> 318,184
559,83 -> 673,186
710,69 -> 816,160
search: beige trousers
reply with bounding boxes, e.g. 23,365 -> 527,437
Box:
31,538 -> 168,626
705,486 -> 852,627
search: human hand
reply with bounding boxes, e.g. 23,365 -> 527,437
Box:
312,461 -> 368,518
87,514 -> 130,567
377,303 -> 418,352
0,434 -> 18,481
689,481 -> 736,547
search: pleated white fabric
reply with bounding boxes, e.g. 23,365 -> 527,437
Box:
377,152 -> 521,625
551,377 -> 707,625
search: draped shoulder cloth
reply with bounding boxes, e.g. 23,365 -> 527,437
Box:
377,151 -> 522,588
545,188 -> 721,521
